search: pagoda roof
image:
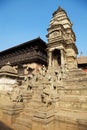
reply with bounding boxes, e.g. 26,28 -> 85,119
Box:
0,37 -> 47,55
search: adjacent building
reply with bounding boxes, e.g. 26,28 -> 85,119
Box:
0,37 -> 47,75
77,55 -> 87,72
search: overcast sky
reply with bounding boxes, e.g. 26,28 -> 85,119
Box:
0,0 -> 87,56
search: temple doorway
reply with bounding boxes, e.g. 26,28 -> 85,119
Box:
52,49 -> 61,67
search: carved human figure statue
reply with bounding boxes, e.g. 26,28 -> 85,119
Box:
7,81 -> 23,103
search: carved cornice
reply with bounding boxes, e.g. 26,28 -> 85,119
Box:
47,40 -> 67,49
47,24 -> 64,32
0,49 -> 47,67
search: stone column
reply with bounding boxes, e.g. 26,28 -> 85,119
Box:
61,49 -> 64,66
48,51 -> 52,67
32,107 -> 55,130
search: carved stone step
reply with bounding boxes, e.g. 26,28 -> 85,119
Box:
57,109 -> 87,120
67,69 -> 86,77
14,118 -> 31,130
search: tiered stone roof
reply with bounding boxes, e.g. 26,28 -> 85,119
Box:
0,62 -> 17,75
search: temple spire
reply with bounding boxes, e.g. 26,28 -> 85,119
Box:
47,7 -> 78,69
53,6 -> 65,16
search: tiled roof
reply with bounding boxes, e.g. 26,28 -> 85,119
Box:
77,56 -> 87,64
0,37 -> 47,54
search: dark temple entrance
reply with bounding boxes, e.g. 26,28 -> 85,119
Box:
52,49 -> 61,67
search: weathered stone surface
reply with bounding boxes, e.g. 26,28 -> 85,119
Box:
0,6 -> 87,130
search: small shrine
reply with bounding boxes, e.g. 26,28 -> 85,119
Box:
0,62 -> 18,91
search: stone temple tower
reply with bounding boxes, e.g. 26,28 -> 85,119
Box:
47,7 -> 78,69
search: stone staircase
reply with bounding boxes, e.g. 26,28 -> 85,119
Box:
13,67 -> 87,130
56,68 -> 87,127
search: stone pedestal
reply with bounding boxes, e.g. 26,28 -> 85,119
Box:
48,51 -> 52,67
2,103 -> 24,126
32,107 -> 54,130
